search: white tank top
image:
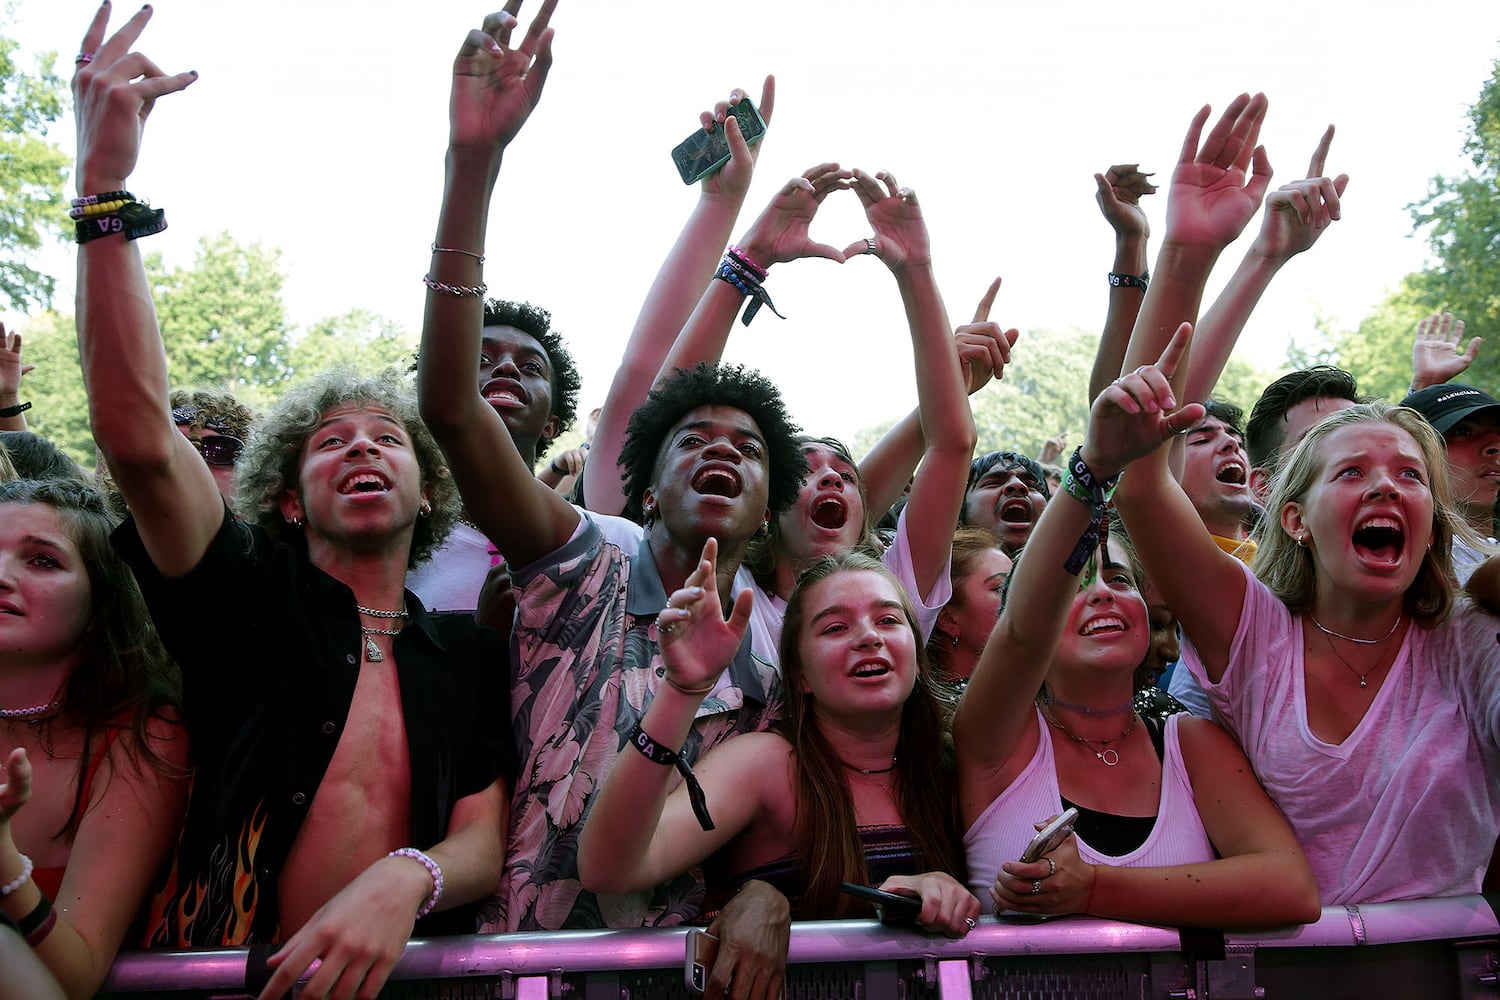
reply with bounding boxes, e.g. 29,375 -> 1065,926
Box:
964,709 -> 1215,911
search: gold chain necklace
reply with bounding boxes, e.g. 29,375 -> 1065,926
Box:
1041,706 -> 1136,766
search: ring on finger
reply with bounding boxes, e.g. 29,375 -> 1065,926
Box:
75,52 -> 95,64
1133,365 -> 1150,376
1030,880 -> 1043,895
659,622 -> 676,634
1044,857 -> 1056,878
865,237 -> 877,254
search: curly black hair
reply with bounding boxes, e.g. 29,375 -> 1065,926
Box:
482,299 -> 581,461
619,363 -> 807,524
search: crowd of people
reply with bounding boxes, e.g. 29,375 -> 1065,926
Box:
1,2 -> 1498,998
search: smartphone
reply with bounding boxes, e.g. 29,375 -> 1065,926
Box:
838,881 -> 922,926
684,928 -> 719,995
1019,807 -> 1080,864
671,98 -> 768,185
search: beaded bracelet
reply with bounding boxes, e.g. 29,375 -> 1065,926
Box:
1060,447 -> 1120,575
388,847 -> 445,918
1107,271 -> 1149,291
69,198 -> 135,220
628,721 -> 715,831
726,245 -> 768,281
422,274 -> 488,298
0,853 -> 32,897
71,190 -> 134,208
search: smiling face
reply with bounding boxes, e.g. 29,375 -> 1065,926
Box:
1282,422 -> 1435,610
0,503 -> 93,671
280,403 -> 428,552
478,324 -> 559,464
776,443 -> 866,562
1181,416 -> 1254,538
964,462 -> 1047,555
1053,537 -> 1149,679
644,404 -> 771,552
795,569 -> 919,721
1442,412 -> 1500,530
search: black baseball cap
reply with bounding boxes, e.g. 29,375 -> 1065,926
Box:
1400,383 -> 1500,436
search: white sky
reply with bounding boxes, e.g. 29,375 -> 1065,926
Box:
9,1 -> 1500,441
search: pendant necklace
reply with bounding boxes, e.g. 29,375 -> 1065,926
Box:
841,755 -> 897,775
1041,705 -> 1136,766
0,699 -> 62,721
1308,613 -> 1401,689
357,603 -> 408,663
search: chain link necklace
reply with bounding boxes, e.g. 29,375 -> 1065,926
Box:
357,603 -> 407,663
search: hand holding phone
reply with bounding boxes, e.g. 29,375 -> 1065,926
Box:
684,928 -> 719,995
1019,808 -> 1079,864
838,881 -> 922,926
671,98 -> 768,185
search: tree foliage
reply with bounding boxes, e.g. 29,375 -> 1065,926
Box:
0,17 -> 68,312
11,310 -> 93,468
1291,279 -> 1430,402
288,309 -> 416,381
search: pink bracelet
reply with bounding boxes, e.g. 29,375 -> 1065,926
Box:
388,847 -> 444,918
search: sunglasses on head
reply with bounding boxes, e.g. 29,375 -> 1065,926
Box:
187,434 -> 244,467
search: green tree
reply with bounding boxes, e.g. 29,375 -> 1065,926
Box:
288,309 -> 416,381
0,15 -> 68,311
1405,56 -> 1500,385
146,232 -> 292,402
11,309 -> 94,469
1295,279 -> 1430,402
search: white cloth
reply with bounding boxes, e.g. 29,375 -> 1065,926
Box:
1181,559 -> 1500,904
963,710 -> 1215,912
741,505 -> 952,667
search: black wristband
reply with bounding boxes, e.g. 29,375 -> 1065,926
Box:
628,721 -> 715,831
15,892 -> 51,937
549,458 -> 569,476
1107,271 -> 1149,290
0,401 -> 29,418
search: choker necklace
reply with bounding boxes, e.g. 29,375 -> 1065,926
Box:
1040,688 -> 1135,718
1041,707 -> 1135,766
1308,613 -> 1402,646
0,699 -> 62,721
357,603 -> 408,662
842,755 -> 897,775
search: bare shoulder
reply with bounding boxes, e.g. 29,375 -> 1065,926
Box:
1175,715 -> 1255,777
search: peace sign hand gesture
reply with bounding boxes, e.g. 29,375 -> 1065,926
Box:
449,0 -> 558,153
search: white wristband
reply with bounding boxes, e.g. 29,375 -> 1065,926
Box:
1,854 -> 34,897
388,847 -> 444,918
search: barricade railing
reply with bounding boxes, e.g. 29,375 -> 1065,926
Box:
99,895 -> 1500,999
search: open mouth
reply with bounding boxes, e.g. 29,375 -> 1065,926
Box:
692,466 -> 742,498
480,377 -> 528,408
1352,517 -> 1404,564
339,471 -> 391,495
1216,461 -> 1246,485
1080,615 -> 1127,636
851,660 -> 891,678
811,496 -> 848,530
999,498 -> 1035,524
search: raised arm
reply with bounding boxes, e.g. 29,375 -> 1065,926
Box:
858,278 -> 1015,520
581,81 -> 776,514
844,169 -> 975,599
1181,126 -> 1347,405
1087,165 -> 1157,402
0,325 -> 34,432
416,2 -> 581,569
578,540 -> 767,894
1410,312 -> 1481,393
72,5 -> 216,578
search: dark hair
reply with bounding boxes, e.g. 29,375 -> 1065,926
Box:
0,432 -> 87,483
0,479 -> 182,837
964,450 -> 1053,507
1200,397 -> 1246,438
235,368 -> 458,567
745,435 -> 881,585
619,363 -> 806,523
777,553 -> 962,917
1246,366 -> 1362,470
482,299 -> 581,460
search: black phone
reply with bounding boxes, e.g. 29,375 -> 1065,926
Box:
838,881 -> 922,926
671,98 -> 768,185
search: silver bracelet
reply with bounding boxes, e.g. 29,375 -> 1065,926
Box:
388,847 -> 444,917
431,242 -> 485,263
422,274 -> 488,298
1,854 -> 34,897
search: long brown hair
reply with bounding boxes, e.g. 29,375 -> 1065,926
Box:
778,553 -> 962,917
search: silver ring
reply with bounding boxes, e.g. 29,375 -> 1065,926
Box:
1045,857 -> 1056,878
305,958 -> 323,978
964,917 -> 977,929
75,52 -> 95,65
898,186 -> 914,201
659,622 -> 675,634
1133,365 -> 1150,375
1030,880 -> 1043,895
865,237 -> 877,254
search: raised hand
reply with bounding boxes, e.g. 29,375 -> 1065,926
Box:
1411,312 -> 1481,391
0,748 -> 31,829
1250,126 -> 1349,264
845,169 -> 931,272
0,324 -> 36,402
448,0 -> 558,152
700,77 -> 775,204
1095,164 -> 1157,239
657,538 -> 754,697
739,164 -> 851,268
72,3 -> 198,192
1080,322 -> 1205,479
954,277 -> 1018,394
1164,94 -> 1273,251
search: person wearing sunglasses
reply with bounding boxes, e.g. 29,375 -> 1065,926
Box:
169,389 -> 253,508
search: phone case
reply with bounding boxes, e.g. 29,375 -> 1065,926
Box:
671,99 -> 768,185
